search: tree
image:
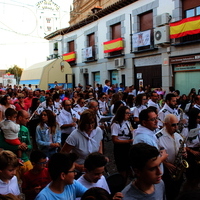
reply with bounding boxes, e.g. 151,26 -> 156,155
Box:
6,65 -> 23,85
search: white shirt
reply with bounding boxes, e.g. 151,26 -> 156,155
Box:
0,176 -> 20,195
158,103 -> 179,127
133,105 -> 147,118
73,104 -> 88,115
147,99 -> 160,112
56,108 -> 79,134
77,175 -> 110,193
98,100 -> 108,114
156,127 -> 183,163
66,128 -> 103,165
111,120 -> 133,140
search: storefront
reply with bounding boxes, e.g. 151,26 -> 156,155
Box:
170,54 -> 200,95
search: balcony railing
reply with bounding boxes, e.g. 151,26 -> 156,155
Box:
82,45 -> 97,62
170,15 -> 200,45
132,29 -> 155,52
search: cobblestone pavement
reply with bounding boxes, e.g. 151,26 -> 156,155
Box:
103,137 -> 118,176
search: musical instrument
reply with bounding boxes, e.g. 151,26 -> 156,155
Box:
171,135 -> 189,181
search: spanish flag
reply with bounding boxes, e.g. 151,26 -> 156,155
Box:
103,38 -> 124,53
170,15 -> 200,39
63,52 -> 76,62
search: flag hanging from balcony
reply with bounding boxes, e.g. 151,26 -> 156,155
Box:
103,38 -> 124,53
170,15 -> 200,39
63,52 -> 76,62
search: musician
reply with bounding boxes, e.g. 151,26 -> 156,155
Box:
73,98 -> 88,115
156,114 -> 186,200
184,108 -> 200,189
158,93 -> 179,129
56,100 -> 80,146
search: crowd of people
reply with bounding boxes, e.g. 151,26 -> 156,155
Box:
0,81 -> 200,199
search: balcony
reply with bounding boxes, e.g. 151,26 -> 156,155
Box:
82,45 -> 97,62
170,15 -> 200,46
103,37 -> 124,58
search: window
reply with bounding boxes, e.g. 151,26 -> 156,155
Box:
68,40 -> 75,52
110,23 -> 122,56
46,18 -> 51,23
182,0 -> 200,18
87,33 -> 95,61
181,0 -> 200,42
137,11 -> 153,51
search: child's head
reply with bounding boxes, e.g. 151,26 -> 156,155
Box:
84,152 -> 107,183
5,108 -> 17,122
81,187 -> 111,200
30,150 -> 47,170
48,152 -> 78,184
0,150 -> 19,181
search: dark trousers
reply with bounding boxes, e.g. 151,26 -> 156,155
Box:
162,165 -> 184,200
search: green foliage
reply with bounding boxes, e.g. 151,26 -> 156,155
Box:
6,65 -> 23,84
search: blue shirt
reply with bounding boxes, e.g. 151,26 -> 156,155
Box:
35,180 -> 87,200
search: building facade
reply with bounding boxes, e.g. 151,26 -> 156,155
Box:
45,0 -> 200,95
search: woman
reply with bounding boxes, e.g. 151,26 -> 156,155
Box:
61,109 -> 103,172
111,106 -> 133,184
133,93 -> 147,124
14,93 -> 28,111
43,97 -> 60,116
0,94 -> 15,121
36,110 -> 61,158
110,93 -> 124,115
72,91 -> 80,107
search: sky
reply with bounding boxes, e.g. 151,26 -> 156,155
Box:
0,0 -> 73,70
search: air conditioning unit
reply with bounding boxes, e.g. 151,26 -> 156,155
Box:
114,58 -> 124,68
155,13 -> 170,27
80,68 -> 83,73
154,25 -> 170,45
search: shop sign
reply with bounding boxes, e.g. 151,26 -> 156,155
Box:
170,55 -> 200,64
174,63 -> 200,72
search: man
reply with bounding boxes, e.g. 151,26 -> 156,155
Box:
98,93 -> 109,116
158,93 -> 179,128
0,110 -> 33,180
133,109 -> 159,148
73,98 -> 88,115
56,100 -> 80,145
147,91 -> 160,112
88,100 -> 105,125
103,80 -> 111,94
156,114 -> 186,200
122,143 -> 166,200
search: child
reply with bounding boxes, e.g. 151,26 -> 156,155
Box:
77,152 -> 110,193
0,150 -> 20,196
121,143 -> 166,200
0,108 -> 22,164
21,150 -> 51,200
35,152 -> 87,200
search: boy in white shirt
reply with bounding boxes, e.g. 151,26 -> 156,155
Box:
77,152 -> 110,193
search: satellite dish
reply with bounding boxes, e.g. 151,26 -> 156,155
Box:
155,30 -> 162,41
